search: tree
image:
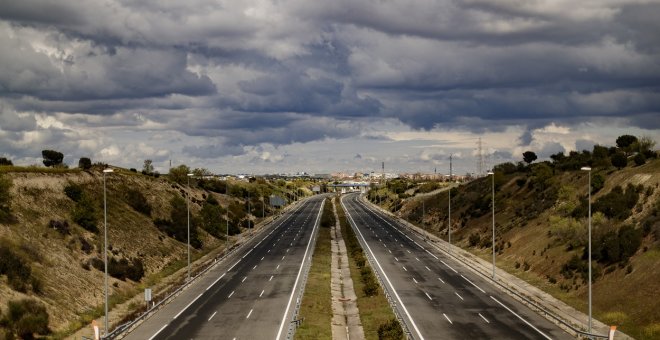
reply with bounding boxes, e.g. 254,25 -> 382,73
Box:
611,153 -> 627,169
522,151 -> 538,165
616,135 -> 638,150
0,157 -> 12,166
168,165 -> 191,185
78,157 -> 92,170
633,153 -> 646,166
143,159 -> 154,175
41,150 -> 63,167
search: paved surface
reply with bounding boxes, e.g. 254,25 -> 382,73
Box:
341,193 -> 574,340
123,196 -> 325,340
330,199 -> 365,340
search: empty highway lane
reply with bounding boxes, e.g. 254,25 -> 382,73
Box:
341,193 -> 573,340
124,196 -> 325,340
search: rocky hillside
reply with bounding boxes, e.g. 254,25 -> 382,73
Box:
371,147 -> 659,339
0,166 -> 304,339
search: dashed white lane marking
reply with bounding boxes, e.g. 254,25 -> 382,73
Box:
260,289 -> 265,297
208,311 -> 217,321
246,309 -> 253,319
490,296 -> 552,340
267,249 -> 271,253
455,292 -> 464,301
479,313 -> 490,323
443,313 -> 453,324
261,256 -> 264,261
173,292 -> 203,319
441,260 -> 458,273
269,275 -> 274,281
461,275 -> 486,294
253,265 -> 257,270
388,249 -> 392,254
425,292 -> 432,301
242,276 -> 247,283
438,277 -> 445,284
276,264 -> 280,269
407,249 -> 411,253
207,273 -> 226,291
148,324 -> 168,340
415,257 -> 420,261
425,266 -> 431,271
282,255 -> 286,260
228,290 -> 234,298
395,257 -> 399,262
286,249 -> 289,253
402,266 -> 408,272
413,277 -> 418,284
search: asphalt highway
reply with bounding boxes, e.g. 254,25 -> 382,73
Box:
341,193 -> 573,340
123,195 -> 325,340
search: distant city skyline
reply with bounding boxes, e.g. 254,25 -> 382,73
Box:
1,1 -> 658,174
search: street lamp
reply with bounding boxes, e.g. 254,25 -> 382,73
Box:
102,168 -> 113,335
187,173 -> 194,282
581,166 -> 593,336
226,180 -> 229,253
487,171 -> 495,279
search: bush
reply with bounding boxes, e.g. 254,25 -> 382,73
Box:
593,184 -> 639,220
71,193 -> 99,233
320,201 -> 335,228
48,220 -> 70,235
199,197 -> 226,238
633,153 -> 646,166
153,195 -> 202,248
611,153 -> 627,169
591,173 -> 605,193
0,175 -> 13,221
377,318 -> 404,340
124,188 -> 151,216
63,182 -> 84,202
0,244 -> 33,293
78,157 -> 92,170
4,299 -> 50,339
468,233 -> 480,247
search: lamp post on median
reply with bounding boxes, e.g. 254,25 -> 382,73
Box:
187,173 -> 194,282
581,166 -> 593,336
487,170 -> 495,279
102,168 -> 113,336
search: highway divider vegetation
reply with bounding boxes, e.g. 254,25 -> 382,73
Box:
296,198 -> 333,339
336,197 -> 404,340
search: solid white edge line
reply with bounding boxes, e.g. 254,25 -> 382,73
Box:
206,273 -> 226,291
479,313 -> 490,323
208,311 -> 217,321
275,198 -> 324,340
461,274 -> 486,294
441,260 -> 458,273
173,293 -> 203,319
227,260 -> 241,272
147,324 -> 168,340
342,196 -> 426,340
490,296 -> 552,340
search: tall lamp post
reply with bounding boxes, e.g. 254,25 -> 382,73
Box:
187,173 -> 194,282
226,180 -> 229,252
581,166 -> 593,336
487,171 -> 495,279
102,168 -> 113,335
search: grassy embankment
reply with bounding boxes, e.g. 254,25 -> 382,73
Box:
295,198 -> 333,339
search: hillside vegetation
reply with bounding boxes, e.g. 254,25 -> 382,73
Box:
370,136 -> 659,339
0,164 -> 310,339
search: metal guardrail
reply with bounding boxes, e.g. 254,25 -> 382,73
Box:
102,201 -> 306,339
359,195 -> 611,340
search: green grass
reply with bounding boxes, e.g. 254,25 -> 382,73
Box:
295,200 -> 333,339
337,197 -> 404,340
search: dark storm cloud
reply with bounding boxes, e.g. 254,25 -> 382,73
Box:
0,0 -> 658,165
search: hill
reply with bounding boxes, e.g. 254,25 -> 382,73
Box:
0,166 -> 307,339
370,146 -> 659,339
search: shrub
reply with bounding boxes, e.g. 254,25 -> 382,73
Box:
468,233 -> 480,247
78,157 -> 92,170
633,153 -> 646,166
71,193 -> 98,233
611,153 -> 627,169
320,201 -> 335,228
0,244 -> 33,293
4,299 -> 50,339
591,173 -> 605,193
0,175 -> 13,221
153,195 -> 202,248
79,237 -> 93,254
199,197 -> 226,238
593,184 -> 639,220
124,189 -> 151,216
63,182 -> 84,202
48,220 -> 70,235
377,318 -> 404,340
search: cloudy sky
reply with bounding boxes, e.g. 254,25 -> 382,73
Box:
1,0 -> 659,175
